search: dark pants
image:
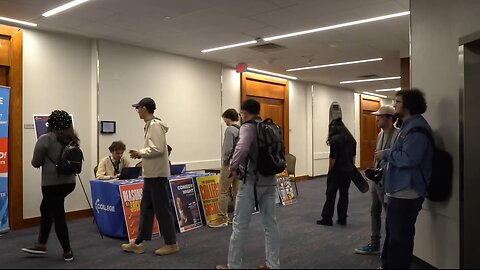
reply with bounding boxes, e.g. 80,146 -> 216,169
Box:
321,170 -> 352,221
137,178 -> 177,245
38,183 -> 76,252
381,197 -> 424,269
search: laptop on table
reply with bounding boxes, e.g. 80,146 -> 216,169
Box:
118,167 -> 142,180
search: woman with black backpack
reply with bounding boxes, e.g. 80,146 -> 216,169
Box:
22,110 -> 79,262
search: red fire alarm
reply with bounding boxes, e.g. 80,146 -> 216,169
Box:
236,63 -> 248,73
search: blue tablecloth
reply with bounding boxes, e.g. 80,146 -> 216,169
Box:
90,173 -> 212,239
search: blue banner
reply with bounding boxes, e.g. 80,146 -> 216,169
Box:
0,86 -> 10,234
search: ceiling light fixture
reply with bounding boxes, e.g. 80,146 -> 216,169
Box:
340,76 -> 401,84
201,40 -> 258,53
42,0 -> 90,17
363,91 -> 387,99
247,68 -> 297,80
0,16 -> 37,27
264,11 -> 410,41
376,87 -> 401,92
287,57 -> 383,72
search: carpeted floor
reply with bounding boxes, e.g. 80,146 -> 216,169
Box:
0,177 -> 415,269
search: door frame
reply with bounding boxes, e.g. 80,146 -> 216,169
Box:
241,72 -> 289,153
359,95 -> 381,170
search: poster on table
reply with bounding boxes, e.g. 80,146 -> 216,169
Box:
0,86 -> 10,233
33,114 -> 74,140
276,175 -> 297,206
119,183 -> 160,240
169,177 -> 203,233
196,175 -> 220,224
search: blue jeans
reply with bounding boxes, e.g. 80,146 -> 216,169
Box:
228,181 -> 280,269
381,197 -> 424,269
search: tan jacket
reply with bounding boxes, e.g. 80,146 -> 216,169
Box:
96,156 -> 130,180
139,118 -> 171,178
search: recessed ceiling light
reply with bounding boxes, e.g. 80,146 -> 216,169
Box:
376,87 -> 401,92
287,57 -> 382,72
0,16 -> 37,27
247,68 -> 297,80
201,40 -> 257,53
264,11 -> 410,42
363,91 -> 387,98
340,76 -> 401,84
42,0 -> 90,17
164,16 -> 171,20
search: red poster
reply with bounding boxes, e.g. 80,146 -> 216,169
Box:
0,138 -> 7,173
119,183 -> 160,241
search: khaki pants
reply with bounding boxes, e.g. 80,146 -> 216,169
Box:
217,165 -> 240,220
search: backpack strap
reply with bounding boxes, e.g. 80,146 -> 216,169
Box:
407,127 -> 434,147
240,118 -> 261,211
407,127 -> 434,188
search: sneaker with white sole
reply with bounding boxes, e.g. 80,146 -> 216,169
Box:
22,244 -> 47,255
354,243 -> 381,255
63,250 -> 74,262
208,219 -> 228,228
121,240 -> 145,254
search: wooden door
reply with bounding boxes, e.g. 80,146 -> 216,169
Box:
241,72 -> 289,153
360,96 -> 381,169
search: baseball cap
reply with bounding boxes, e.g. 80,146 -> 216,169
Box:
371,105 -> 395,116
132,97 -> 156,111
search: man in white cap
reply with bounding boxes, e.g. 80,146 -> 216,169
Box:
355,105 -> 399,255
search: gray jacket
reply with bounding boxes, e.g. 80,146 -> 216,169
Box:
222,125 -> 239,166
375,128 -> 400,169
230,119 -> 276,186
31,132 -> 76,186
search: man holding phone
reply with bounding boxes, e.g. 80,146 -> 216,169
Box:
121,97 -> 179,256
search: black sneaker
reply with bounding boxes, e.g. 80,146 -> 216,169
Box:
337,219 -> 347,226
22,244 -> 47,255
63,250 -> 74,262
316,219 -> 333,226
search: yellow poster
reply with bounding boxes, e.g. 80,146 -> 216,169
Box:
196,175 -> 220,224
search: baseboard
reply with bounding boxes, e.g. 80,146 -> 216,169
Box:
294,175 -> 310,181
412,256 -> 436,269
16,209 -> 93,230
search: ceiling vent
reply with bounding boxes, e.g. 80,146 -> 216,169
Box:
249,43 -> 286,53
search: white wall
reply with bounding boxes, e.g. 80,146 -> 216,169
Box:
312,84 -> 355,176
289,81 -> 310,177
410,0 -> 480,267
23,30 -> 96,218
220,67 -> 241,153
97,40 -> 222,171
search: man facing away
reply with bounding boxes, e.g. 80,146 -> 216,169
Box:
355,105 -> 399,255
121,97 -> 179,256
216,99 -> 280,269
374,89 -> 433,269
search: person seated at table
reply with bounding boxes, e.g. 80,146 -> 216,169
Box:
96,141 -> 130,180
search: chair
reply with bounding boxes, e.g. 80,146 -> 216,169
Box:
285,153 -> 299,196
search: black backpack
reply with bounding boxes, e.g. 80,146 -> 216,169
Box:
49,141 -> 84,175
409,127 -> 453,202
254,118 -> 286,176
